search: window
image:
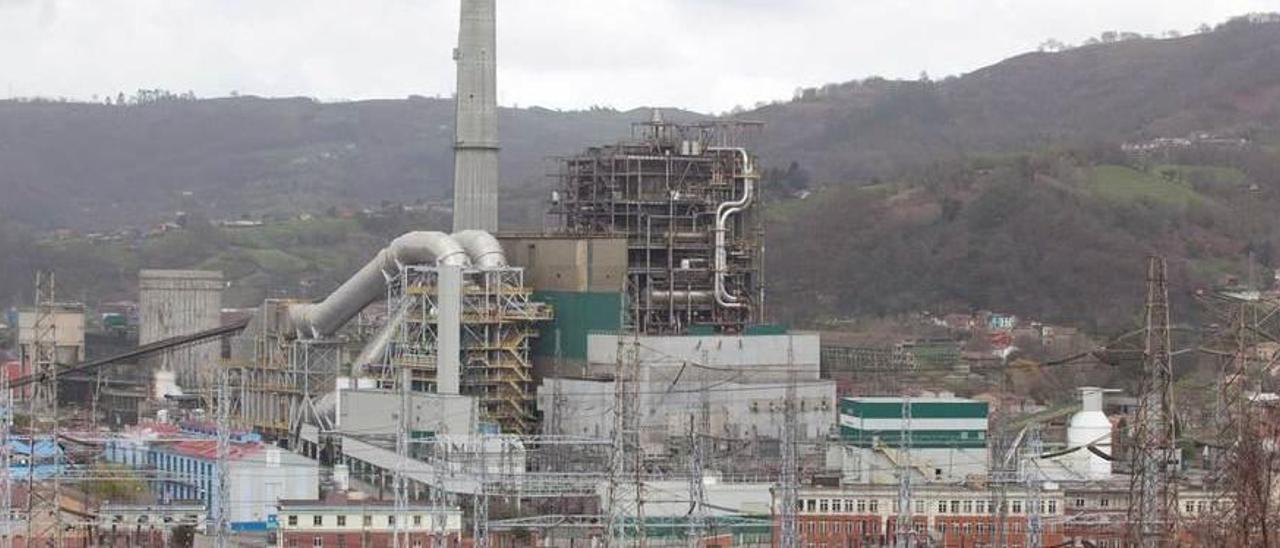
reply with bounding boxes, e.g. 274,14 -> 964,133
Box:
338,539 -> 346,548
820,499 -> 829,512
938,501 -> 947,513
312,537 -> 323,547
868,500 -> 878,513
1012,501 -> 1022,514
336,515 -> 346,526
950,501 -> 960,514
313,515 -> 323,526
388,515 -> 396,526
288,515 -> 298,526
414,515 -> 423,526
363,515 -> 372,527
963,500 -> 973,514
1197,501 -> 1207,513
914,501 -> 925,513
1048,500 -> 1057,514
1099,498 -> 1110,508
1075,498 -> 1085,508
806,499 -> 816,512
843,499 -> 853,512
856,500 -> 866,513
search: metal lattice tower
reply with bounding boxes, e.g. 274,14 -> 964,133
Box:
1127,255 -> 1177,547
777,340 -> 799,548
393,367 -> 410,548
0,360 -> 11,548
605,331 -> 646,547
473,436 -> 490,548
1023,426 -> 1044,548
1195,285 -> 1280,544
895,395 -> 913,547
25,271 -> 63,547
430,440 -> 451,548
213,367 -> 231,548
685,415 -> 707,548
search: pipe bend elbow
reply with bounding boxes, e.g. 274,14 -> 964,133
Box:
451,229 -> 509,269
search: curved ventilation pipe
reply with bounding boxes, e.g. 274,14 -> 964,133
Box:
452,229 -> 508,268
708,147 -> 756,309
288,231 -> 471,338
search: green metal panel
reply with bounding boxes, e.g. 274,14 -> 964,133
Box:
743,323 -> 789,336
840,398 -> 988,419
532,290 -> 623,359
840,427 -> 988,449
686,325 -> 717,336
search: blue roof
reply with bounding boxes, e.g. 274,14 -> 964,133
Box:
10,437 -> 61,459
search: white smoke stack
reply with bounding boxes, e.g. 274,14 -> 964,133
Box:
452,0 -> 500,232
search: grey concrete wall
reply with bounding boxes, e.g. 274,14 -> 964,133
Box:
586,332 -> 822,382
339,389 -> 478,437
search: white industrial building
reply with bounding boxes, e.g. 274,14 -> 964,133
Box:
827,396 -> 990,484
540,332 -> 836,455
105,422 -> 319,530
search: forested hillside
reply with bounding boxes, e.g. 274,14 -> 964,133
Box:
4,16 -> 1280,330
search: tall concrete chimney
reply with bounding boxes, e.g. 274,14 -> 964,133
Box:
451,0 -> 499,232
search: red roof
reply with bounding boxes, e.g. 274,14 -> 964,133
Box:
167,440 -> 261,461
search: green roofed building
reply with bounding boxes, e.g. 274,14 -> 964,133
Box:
839,397 -> 988,449
830,396 -> 990,484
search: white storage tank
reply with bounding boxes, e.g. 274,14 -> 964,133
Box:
1067,386 -> 1113,480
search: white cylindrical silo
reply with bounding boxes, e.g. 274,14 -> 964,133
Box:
1067,386 -> 1113,480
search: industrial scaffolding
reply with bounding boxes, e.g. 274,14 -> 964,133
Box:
373,265 -> 552,434
232,300 -> 342,443
552,118 -> 764,334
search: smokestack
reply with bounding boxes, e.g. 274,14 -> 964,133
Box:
451,0 -> 499,232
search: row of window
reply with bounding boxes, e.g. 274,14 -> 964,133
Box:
797,519 -> 1063,539
285,514 -> 433,528
800,497 -> 1058,516
287,538 -> 426,548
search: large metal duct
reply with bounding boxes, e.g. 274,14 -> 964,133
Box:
452,229 -> 508,268
709,147 -> 756,309
288,231 -> 471,338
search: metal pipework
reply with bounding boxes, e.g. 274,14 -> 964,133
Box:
288,231 -> 471,338
649,290 -> 713,303
708,147 -> 756,309
452,229 -> 509,268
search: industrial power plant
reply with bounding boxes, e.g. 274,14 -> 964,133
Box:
4,2 -> 1278,548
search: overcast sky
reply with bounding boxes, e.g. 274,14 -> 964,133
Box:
1,0 -> 1274,113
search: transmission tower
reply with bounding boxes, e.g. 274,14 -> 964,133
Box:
895,395 -> 913,548
777,340 -> 799,548
0,357 -> 11,548
25,271 -> 63,546
393,367 -> 410,548
430,440 -> 452,548
1023,426 -> 1044,548
473,436 -> 490,548
685,415 -> 707,548
1194,276 -> 1280,543
213,367 -> 231,548
1127,255 -> 1177,547
606,333 -> 644,546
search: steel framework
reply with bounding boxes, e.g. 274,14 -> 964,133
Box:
552,118 -> 764,334
25,271 -> 63,547
232,300 -> 341,444
377,266 -> 550,434
1127,256 -> 1177,547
